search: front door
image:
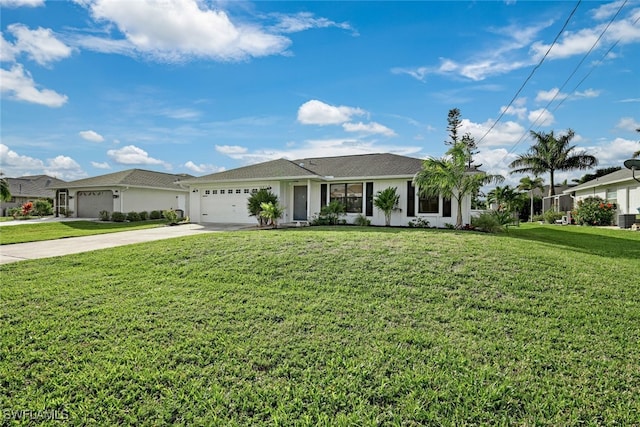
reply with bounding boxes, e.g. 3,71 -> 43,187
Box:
293,185 -> 307,221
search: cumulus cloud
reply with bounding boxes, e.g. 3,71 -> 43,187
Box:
0,143 -> 86,179
528,108 -> 554,127
270,12 -> 357,35
6,24 -> 73,66
615,117 -> 640,132
79,130 -> 105,142
184,161 -> 224,174
342,121 -> 396,136
0,0 -> 44,7
588,137 -> 640,167
106,145 -> 171,169
297,100 -> 366,125
77,0 -> 291,62
215,145 -> 248,155
0,64 -> 68,107
459,118 -> 526,147
91,161 -> 111,169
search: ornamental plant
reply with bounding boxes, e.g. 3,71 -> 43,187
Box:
21,201 -> 33,216
574,196 -> 616,226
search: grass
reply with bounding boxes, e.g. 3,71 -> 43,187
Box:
0,220 -> 167,245
1,225 -> 639,425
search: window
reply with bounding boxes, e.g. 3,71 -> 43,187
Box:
443,198 -> 452,217
330,183 -> 363,213
212,190 -> 218,195
252,189 -> 258,194
418,196 -> 439,214
228,189 -> 233,195
220,189 -> 225,194
236,189 -> 241,194
244,189 -> 250,194
607,189 -> 617,204
204,190 -> 210,195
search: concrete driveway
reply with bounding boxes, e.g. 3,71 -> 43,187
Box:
0,223 -> 253,265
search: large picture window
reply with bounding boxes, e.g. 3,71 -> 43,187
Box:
330,183 -> 363,213
418,196 -> 439,214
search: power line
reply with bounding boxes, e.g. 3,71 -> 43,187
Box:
475,0 -> 582,147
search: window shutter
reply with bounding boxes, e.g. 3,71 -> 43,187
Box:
407,181 -> 415,217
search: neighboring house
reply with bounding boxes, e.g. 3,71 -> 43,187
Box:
52,169 -> 192,218
0,175 -> 66,216
542,183 -> 576,213
563,168 -> 640,227
182,153 -> 471,227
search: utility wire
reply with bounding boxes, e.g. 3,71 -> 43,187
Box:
496,0 -> 631,164
475,0 -> 582,147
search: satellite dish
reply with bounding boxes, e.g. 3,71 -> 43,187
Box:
623,159 -> 640,183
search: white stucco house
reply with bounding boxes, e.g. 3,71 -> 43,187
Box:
52,169 -> 192,218
563,168 -> 640,227
182,153 -> 471,227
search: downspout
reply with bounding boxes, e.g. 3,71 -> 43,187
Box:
307,179 -> 311,221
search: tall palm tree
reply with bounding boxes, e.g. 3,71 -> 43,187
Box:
633,127 -> 640,159
518,176 -> 544,222
414,142 -> 503,228
0,174 -> 11,202
509,129 -> 598,196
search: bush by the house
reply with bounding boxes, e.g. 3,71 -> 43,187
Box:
313,201 -> 346,226
34,199 -> 53,216
99,210 -> 110,221
21,201 -> 33,216
354,214 -> 371,226
247,189 -> 278,227
126,211 -> 140,222
408,217 -> 430,228
59,207 -> 74,217
138,211 -> 148,221
574,196 -> 616,226
543,209 -> 563,224
111,211 -> 126,222
532,214 -> 545,222
471,211 -> 505,233
163,209 -> 179,225
149,210 -> 162,220
8,207 -> 21,219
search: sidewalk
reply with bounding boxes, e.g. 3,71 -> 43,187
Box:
0,223 -> 251,265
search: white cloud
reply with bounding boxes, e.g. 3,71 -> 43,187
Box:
536,88 -> 563,103
215,145 -> 248,155
0,34 -> 17,63
106,145 -> 171,169
615,117 -> 640,132
459,118 -> 526,147
342,121 -> 396,137
588,137 -> 640,167
6,24 -> 73,66
500,103 -> 527,120
91,161 -> 111,169
79,0 -> 291,62
0,0 -> 44,7
0,64 -> 68,107
79,130 -> 105,142
270,12 -> 356,35
574,89 -> 600,99
528,108 -> 554,127
297,100 -> 366,125
0,143 -> 86,180
160,108 -> 201,120
184,161 -> 224,174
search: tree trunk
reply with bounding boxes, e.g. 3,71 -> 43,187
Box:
548,171 -> 555,197
530,191 -> 534,222
385,213 -> 391,226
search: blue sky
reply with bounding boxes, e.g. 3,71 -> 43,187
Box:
1,0 -> 639,186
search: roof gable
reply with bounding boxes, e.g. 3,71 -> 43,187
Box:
188,158 -> 318,182
6,175 -> 66,197
564,169 -> 636,193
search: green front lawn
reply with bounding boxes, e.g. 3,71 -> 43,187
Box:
0,220 -> 168,245
1,225 -> 639,425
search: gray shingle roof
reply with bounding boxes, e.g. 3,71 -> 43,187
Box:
564,168 -> 636,193
6,175 -> 66,198
54,169 -> 192,191
187,153 -> 425,183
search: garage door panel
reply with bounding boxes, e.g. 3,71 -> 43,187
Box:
77,190 -> 113,218
200,188 -> 251,223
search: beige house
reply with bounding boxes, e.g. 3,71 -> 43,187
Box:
52,169 -> 192,218
1,175 -> 66,216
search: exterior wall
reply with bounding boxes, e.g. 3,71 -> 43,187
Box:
574,181 -> 640,215
67,187 -> 187,217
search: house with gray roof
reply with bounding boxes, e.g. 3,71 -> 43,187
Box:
182,153 -> 468,227
1,175 -> 66,216
52,169 -> 192,218
563,168 -> 640,227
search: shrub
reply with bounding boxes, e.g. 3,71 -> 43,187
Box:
408,217 -> 430,228
532,214 -> 545,222
138,211 -> 148,221
373,187 -> 399,226
318,201 -> 346,225
149,210 -> 162,220
34,199 -> 53,216
444,223 -> 455,229
247,189 -> 278,226
574,196 -> 616,226
21,201 -> 33,216
354,214 -> 371,226
259,201 -> 285,228
471,212 -> 505,233
126,211 -> 140,222
8,207 -> 21,219
99,210 -> 110,221
111,211 -> 126,222
543,209 -> 564,224
163,209 -> 179,225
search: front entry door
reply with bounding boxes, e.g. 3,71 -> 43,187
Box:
293,186 -> 308,221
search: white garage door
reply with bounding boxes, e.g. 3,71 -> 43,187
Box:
77,190 -> 113,218
200,187 -> 252,223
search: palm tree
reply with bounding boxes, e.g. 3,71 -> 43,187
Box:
0,174 -> 11,202
518,176 -> 544,222
487,185 -> 517,212
414,142 -> 503,228
373,187 -> 400,226
259,201 -> 285,228
633,127 -> 639,159
509,129 -> 598,196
